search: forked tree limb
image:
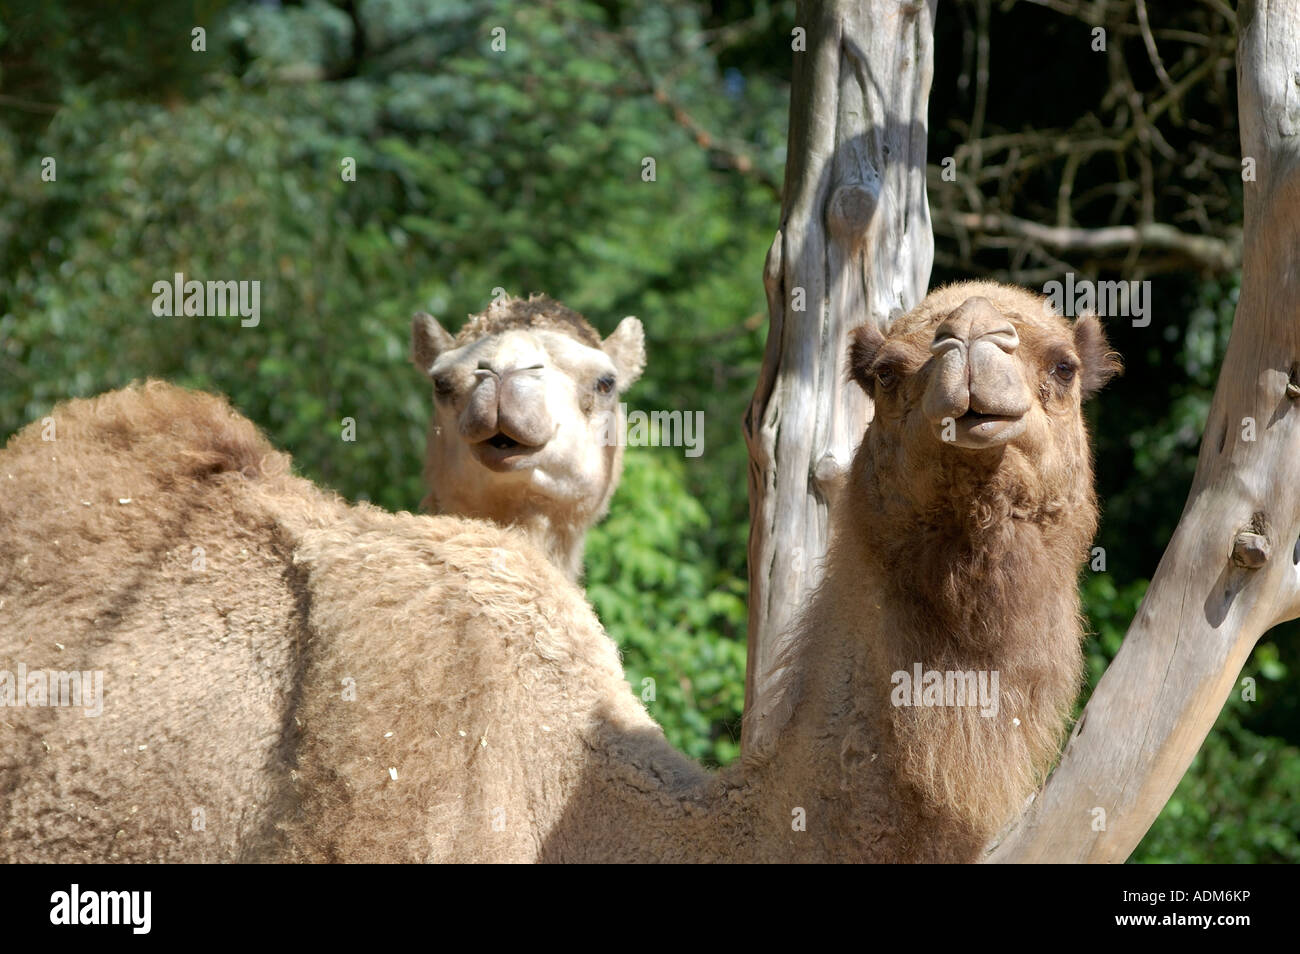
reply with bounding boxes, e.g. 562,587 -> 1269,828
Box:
742,0 -> 936,749
985,0 -> 1300,863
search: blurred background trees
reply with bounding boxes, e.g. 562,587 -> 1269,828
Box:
1,0 -> 1293,860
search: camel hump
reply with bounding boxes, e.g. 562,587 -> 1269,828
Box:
7,379 -> 290,485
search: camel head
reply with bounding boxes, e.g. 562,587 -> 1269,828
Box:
412,294 -> 644,578
848,281 -> 1120,526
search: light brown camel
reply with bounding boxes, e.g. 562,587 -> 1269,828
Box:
411,293 -> 645,579
0,281 -> 1116,862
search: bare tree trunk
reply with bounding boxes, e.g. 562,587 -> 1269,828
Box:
986,0 -> 1300,862
743,0 -> 937,749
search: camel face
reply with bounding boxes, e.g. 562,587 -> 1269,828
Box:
428,329 -> 622,488
412,294 -> 644,577
850,281 -> 1119,487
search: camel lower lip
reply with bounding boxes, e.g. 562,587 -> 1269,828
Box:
937,413 -> 1027,448
471,438 -> 541,471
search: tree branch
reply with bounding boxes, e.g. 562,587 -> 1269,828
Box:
947,212 -> 1242,273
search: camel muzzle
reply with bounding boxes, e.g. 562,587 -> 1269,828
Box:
922,296 -> 1033,449
460,365 -> 558,469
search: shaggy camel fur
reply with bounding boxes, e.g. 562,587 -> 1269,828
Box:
0,281 -> 1116,862
412,294 -> 645,579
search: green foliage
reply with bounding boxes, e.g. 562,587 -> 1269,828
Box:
1079,572 -> 1149,692
587,449 -> 747,766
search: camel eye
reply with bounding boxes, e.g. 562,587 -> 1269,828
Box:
1052,360 -> 1077,383
875,365 -> 899,390
433,375 -> 455,399
595,375 -> 616,395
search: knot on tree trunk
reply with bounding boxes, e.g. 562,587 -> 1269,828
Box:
1232,531 -> 1271,568
827,183 -> 879,247
1231,513 -> 1273,569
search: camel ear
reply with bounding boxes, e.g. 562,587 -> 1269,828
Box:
412,313 -> 455,377
848,322 -> 887,392
602,316 -> 646,391
1073,312 -> 1122,399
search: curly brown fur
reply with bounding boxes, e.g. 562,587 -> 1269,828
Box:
453,294 -> 602,348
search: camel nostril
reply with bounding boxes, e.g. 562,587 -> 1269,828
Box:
500,364 -> 546,380
978,324 -> 1019,354
930,331 -> 964,356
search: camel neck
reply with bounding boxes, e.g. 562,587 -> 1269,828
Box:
423,491 -> 588,581
533,549 -> 994,862
511,512 -> 586,581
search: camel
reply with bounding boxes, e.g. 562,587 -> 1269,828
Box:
0,281 -> 1117,862
411,293 -> 645,579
